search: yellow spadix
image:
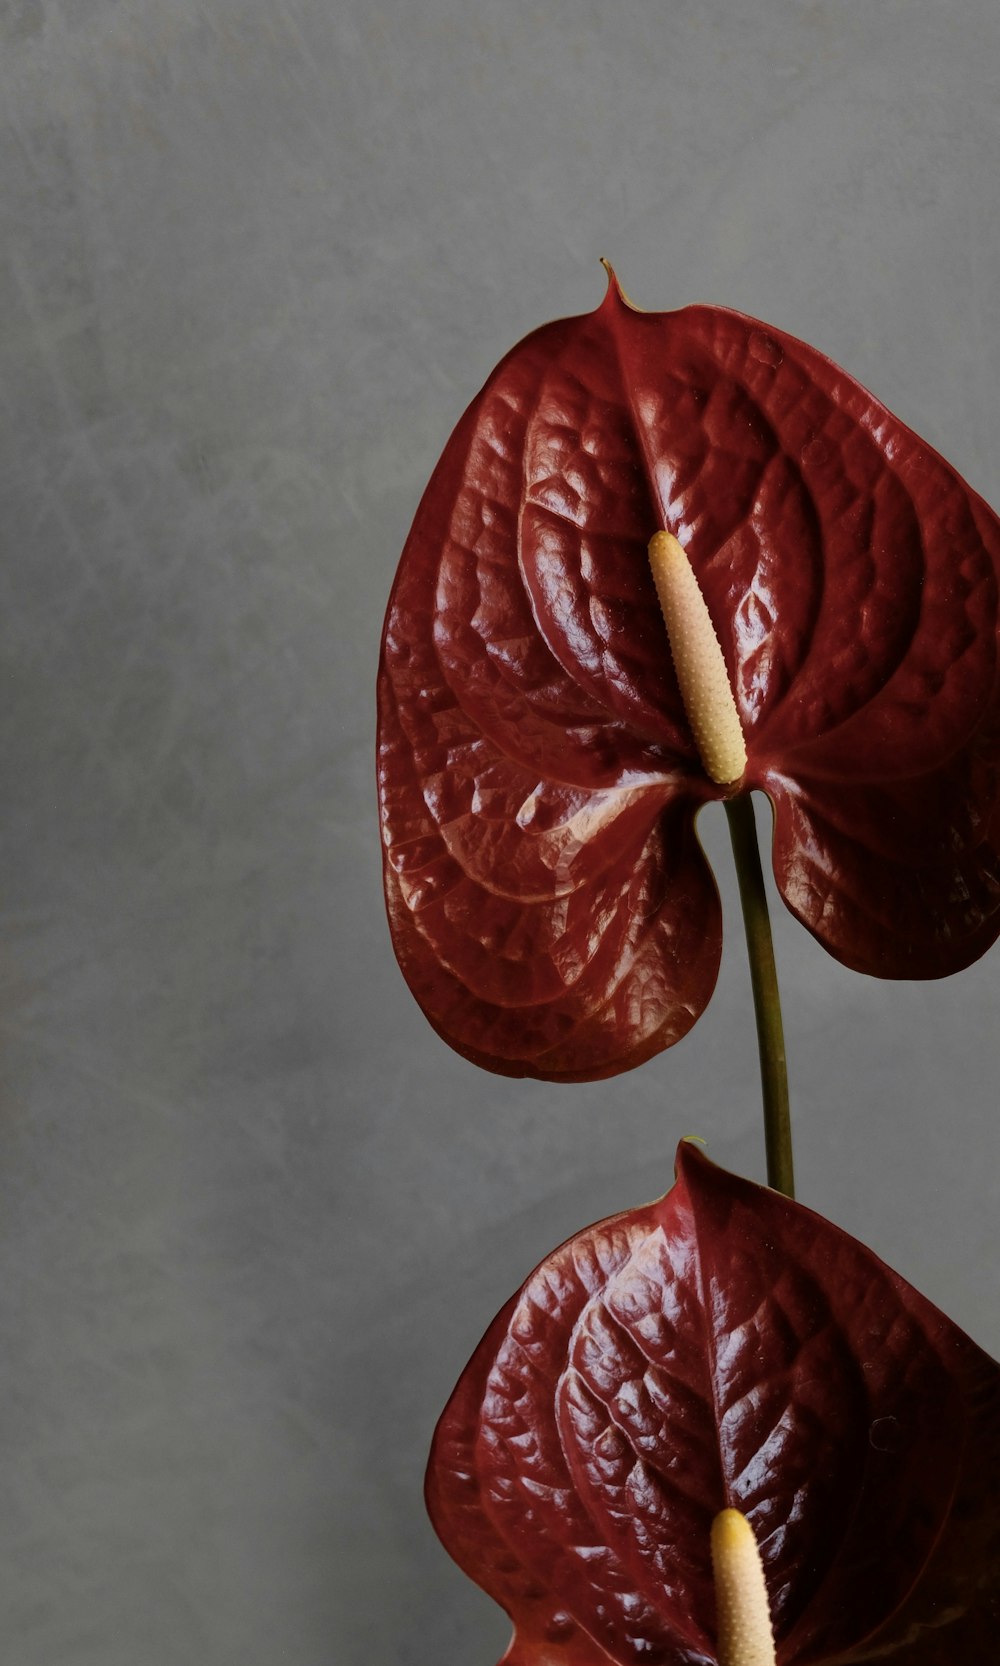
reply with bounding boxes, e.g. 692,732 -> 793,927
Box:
647,531 -> 747,786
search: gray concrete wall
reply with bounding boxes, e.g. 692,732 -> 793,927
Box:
2,2 -> 998,1661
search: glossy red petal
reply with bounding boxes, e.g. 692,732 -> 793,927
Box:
847,1332 -> 1000,1665
379,716 -> 722,1080
378,443 -> 721,1078
379,276 -> 1000,1074
427,1145 -> 1000,1666
765,735 -> 1000,978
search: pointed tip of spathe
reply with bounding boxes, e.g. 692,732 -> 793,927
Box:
675,1134 -> 714,1181
598,258 -> 645,313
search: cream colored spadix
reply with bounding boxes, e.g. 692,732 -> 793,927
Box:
647,531 -> 746,785
711,1509 -> 777,1666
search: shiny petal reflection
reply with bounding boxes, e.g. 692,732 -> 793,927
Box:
378,274 -> 1000,1078
427,1145 -> 1000,1665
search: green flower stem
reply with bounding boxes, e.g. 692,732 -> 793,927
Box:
723,793 -> 795,1198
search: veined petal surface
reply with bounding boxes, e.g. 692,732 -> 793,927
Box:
427,1144 -> 1000,1665
378,276 -> 1000,1076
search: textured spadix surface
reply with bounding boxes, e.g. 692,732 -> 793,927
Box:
427,1143 -> 1000,1666
377,275 -> 1000,1079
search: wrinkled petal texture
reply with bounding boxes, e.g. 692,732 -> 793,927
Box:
426,1144 -> 1000,1666
378,277 -> 1000,1077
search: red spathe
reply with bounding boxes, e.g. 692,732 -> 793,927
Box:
378,275 -> 1000,1079
426,1143 -> 1000,1664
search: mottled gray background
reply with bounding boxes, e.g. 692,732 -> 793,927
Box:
2,2 -> 999,1662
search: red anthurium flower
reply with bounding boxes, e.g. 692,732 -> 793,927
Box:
377,274 -> 1000,1080
427,1142 -> 1000,1665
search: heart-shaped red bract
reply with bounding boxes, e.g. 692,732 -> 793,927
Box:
427,1143 -> 1000,1665
378,274 -> 1000,1080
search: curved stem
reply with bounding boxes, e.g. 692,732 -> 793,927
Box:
723,794 -> 795,1198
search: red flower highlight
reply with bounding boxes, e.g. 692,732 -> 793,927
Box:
378,274 -> 1000,1079
427,1143 -> 1000,1665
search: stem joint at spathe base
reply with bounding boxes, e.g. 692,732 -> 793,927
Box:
647,529 -> 793,1196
